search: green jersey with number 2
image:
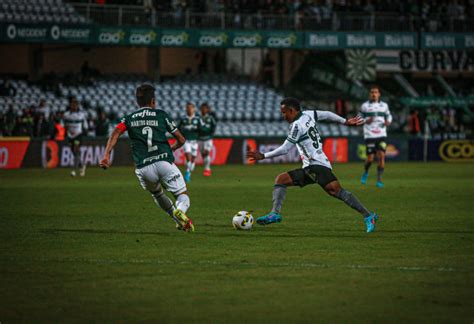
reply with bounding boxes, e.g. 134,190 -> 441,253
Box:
121,107 -> 177,168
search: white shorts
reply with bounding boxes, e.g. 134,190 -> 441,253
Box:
199,139 -> 213,153
183,140 -> 198,157
135,161 -> 187,195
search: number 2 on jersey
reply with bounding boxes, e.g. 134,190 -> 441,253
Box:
308,126 -> 322,149
142,126 -> 158,152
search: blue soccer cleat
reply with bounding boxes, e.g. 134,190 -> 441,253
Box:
361,172 -> 368,185
364,212 -> 379,233
376,181 -> 384,188
256,212 -> 282,225
184,171 -> 191,183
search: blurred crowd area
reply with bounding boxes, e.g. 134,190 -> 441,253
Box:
0,77 -> 470,139
87,0 -> 473,17
70,0 -> 474,31
0,96 -> 113,139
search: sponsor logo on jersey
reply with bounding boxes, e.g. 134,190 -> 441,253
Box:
132,110 -> 157,118
439,140 -> 474,162
143,153 -> 168,164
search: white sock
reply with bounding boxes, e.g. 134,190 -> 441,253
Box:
190,162 -> 195,172
176,194 -> 190,213
204,156 -> 211,170
186,161 -> 191,172
152,190 -> 179,224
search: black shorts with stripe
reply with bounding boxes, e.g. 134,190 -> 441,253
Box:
365,137 -> 387,155
288,165 -> 338,188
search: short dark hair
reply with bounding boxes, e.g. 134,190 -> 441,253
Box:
280,97 -> 301,111
136,84 -> 155,107
370,84 -> 381,91
200,102 -> 209,109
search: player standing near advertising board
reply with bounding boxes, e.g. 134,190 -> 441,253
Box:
99,84 -> 194,232
198,103 -> 217,177
247,98 -> 379,233
360,85 -> 392,188
64,97 -> 88,177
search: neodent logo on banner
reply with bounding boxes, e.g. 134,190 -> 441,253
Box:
50,25 -> 91,41
161,32 -> 189,46
266,33 -> 297,48
129,30 -> 157,45
7,24 -> 47,40
232,34 -> 262,47
98,30 -> 125,44
199,33 -> 227,47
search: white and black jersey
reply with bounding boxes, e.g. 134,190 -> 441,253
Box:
264,110 -> 346,169
360,100 -> 392,139
64,110 -> 88,139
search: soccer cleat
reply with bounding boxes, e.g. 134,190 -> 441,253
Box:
256,212 -> 282,225
79,165 -> 86,177
361,172 -> 368,185
203,169 -> 211,177
376,181 -> 384,188
173,209 -> 194,232
184,171 -> 191,183
364,212 -> 379,233
70,170 -> 76,177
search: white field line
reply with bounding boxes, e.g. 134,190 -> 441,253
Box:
0,256 -> 471,273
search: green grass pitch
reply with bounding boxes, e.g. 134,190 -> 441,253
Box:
1,162 -> 473,322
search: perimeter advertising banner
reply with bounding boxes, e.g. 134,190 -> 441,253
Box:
4,23 -> 472,50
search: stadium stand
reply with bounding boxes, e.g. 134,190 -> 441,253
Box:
0,0 -> 88,24
0,76 -> 360,138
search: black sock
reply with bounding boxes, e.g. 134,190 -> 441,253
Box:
377,167 -> 384,182
335,189 -> 371,217
364,161 -> 372,173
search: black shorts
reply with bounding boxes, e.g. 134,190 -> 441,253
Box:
365,137 -> 387,155
288,165 -> 338,188
67,134 -> 83,147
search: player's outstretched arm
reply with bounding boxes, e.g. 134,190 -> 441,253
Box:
99,128 -> 123,169
345,116 -> 364,126
247,140 -> 294,161
170,129 -> 186,151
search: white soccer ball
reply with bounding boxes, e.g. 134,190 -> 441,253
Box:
232,211 -> 254,230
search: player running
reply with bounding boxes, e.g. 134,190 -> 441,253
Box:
177,102 -> 202,182
99,84 -> 194,232
359,85 -> 392,188
64,97 -> 88,177
198,103 -> 217,177
247,98 -> 378,233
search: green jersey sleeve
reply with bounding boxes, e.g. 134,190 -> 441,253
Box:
164,112 -> 178,133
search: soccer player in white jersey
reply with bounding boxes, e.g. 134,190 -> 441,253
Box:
247,98 -> 379,233
64,97 -> 88,177
360,85 -> 392,188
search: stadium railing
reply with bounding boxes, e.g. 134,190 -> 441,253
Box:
69,3 -> 473,32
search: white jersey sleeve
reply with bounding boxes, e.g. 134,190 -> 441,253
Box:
315,110 -> 346,124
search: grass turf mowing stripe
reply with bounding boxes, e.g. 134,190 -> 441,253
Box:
1,256 -> 470,273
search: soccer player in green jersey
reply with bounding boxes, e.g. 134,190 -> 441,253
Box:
198,103 -> 217,177
177,102 -> 202,182
100,84 -> 194,232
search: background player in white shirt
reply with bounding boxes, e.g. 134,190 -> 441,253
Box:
359,85 -> 392,188
247,98 -> 379,233
64,97 -> 88,177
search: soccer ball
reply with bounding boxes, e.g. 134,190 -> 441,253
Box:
232,211 -> 254,230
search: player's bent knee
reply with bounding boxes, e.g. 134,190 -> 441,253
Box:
275,173 -> 291,185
